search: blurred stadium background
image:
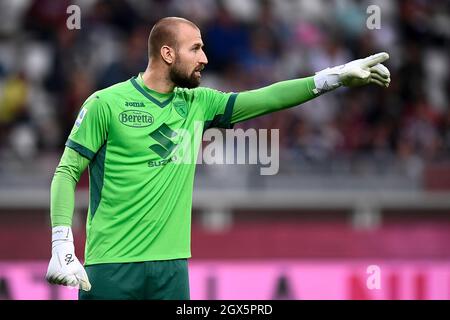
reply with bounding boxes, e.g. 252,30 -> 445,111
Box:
0,0 -> 449,299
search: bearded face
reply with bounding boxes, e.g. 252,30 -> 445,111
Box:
169,57 -> 204,89
162,23 -> 207,89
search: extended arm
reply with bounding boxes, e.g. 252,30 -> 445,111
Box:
231,77 -> 316,123
231,52 -> 390,124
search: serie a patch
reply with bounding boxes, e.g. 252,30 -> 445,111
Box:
75,107 -> 88,127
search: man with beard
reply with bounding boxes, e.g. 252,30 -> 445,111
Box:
46,17 -> 391,299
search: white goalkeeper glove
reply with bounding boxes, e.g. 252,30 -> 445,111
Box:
45,226 -> 91,291
313,52 -> 391,94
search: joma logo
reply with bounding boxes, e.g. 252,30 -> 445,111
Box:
125,101 -> 145,108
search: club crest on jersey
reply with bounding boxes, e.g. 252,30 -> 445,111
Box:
75,107 -> 87,127
173,100 -> 188,119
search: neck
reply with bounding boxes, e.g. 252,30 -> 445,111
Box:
142,63 -> 175,94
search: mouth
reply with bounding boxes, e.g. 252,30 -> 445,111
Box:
194,65 -> 204,77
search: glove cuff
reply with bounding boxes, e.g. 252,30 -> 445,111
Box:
52,226 -> 73,243
313,69 -> 342,95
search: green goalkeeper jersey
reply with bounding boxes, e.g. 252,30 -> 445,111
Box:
66,73 -> 237,265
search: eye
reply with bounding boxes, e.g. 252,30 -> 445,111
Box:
192,44 -> 203,52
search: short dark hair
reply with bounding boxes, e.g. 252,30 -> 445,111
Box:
148,17 -> 199,59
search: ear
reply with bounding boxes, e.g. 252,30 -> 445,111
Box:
161,45 -> 175,64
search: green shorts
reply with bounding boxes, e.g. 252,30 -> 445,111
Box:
78,259 -> 190,300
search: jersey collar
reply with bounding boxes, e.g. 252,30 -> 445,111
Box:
130,73 -> 174,108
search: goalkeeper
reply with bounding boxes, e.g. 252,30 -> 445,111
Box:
46,17 -> 390,299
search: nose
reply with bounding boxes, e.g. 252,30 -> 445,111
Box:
199,50 -> 208,65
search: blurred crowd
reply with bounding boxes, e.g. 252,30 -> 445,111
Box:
0,0 -> 448,176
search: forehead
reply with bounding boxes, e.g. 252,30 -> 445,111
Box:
176,23 -> 202,46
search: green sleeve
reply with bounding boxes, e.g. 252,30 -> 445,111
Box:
231,76 -> 317,123
50,147 -> 90,227
65,93 -> 110,160
191,87 -> 238,130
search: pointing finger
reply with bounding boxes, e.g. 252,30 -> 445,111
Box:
363,52 -> 389,67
